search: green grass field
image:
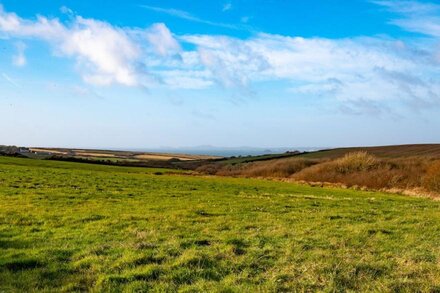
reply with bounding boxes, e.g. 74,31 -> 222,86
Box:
0,157 -> 439,292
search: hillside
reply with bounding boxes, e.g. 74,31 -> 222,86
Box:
197,145 -> 440,196
0,156 -> 439,291
297,144 -> 440,159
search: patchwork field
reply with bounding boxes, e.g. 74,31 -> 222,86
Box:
0,157 -> 439,292
28,148 -> 221,162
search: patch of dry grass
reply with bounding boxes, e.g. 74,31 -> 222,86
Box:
423,160 -> 440,192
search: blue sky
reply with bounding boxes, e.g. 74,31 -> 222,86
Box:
0,0 -> 440,149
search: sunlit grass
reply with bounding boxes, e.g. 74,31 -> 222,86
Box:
0,157 -> 439,291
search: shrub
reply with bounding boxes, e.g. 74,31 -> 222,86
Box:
334,152 -> 378,174
422,160 -> 440,192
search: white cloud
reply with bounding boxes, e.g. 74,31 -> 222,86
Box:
373,1 -> 439,14
62,17 -> 142,86
182,32 -> 440,109
183,35 -> 269,89
0,6 -> 142,86
374,0 -> 440,37
0,5 -> 181,87
146,23 -> 181,56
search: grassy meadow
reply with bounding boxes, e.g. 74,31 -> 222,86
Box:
0,156 -> 439,292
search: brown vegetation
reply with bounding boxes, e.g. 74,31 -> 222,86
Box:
422,160 -> 440,193
298,144 -> 440,159
293,152 -> 428,190
196,158 -> 317,177
197,151 -> 440,197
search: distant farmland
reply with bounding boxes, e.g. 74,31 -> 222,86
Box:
29,147 -> 221,162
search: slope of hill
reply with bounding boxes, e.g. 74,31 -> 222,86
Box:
297,144 -> 440,159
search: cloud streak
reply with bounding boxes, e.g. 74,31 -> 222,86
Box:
2,73 -> 19,87
140,5 -> 239,30
374,0 -> 440,37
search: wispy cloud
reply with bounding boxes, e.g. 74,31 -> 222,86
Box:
374,0 -> 440,37
60,6 -> 74,16
222,3 -> 232,12
373,0 -> 440,14
241,16 -> 251,23
140,5 -> 239,30
2,73 -> 19,87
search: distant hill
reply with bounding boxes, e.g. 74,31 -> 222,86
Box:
297,144 -> 440,159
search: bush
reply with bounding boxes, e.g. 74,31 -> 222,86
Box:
334,152 -> 378,174
423,160 -> 440,192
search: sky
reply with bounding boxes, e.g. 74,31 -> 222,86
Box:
0,0 -> 440,149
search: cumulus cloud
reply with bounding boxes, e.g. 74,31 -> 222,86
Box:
0,5 -> 180,86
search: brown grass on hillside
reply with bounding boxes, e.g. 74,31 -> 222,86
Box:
293,152 -> 430,190
423,160 -> 440,192
195,163 -> 225,175
196,158 -> 317,178
231,158 -> 316,177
